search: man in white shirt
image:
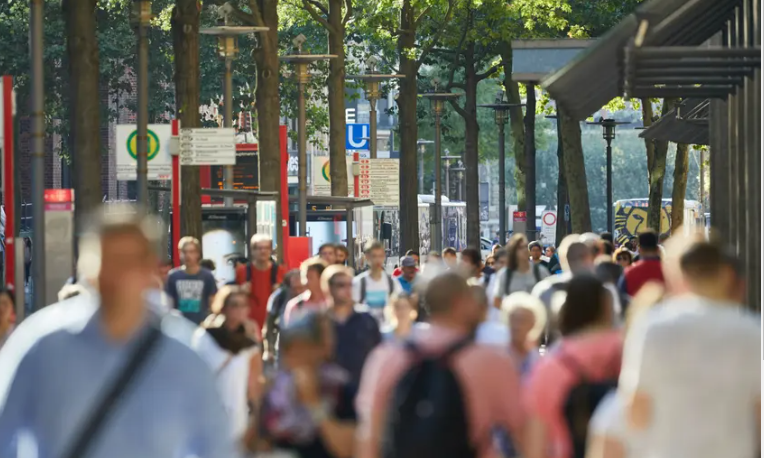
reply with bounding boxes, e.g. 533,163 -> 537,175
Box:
619,241 -> 760,458
352,240 -> 401,324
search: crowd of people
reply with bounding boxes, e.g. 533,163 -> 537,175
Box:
0,205 -> 759,458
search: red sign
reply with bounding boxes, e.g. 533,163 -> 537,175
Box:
513,211 -> 527,222
44,189 -> 74,204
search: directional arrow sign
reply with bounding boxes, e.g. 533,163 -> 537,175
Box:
179,127 -> 236,165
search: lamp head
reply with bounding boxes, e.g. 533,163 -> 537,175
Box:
366,56 -> 379,74
293,34 -> 307,53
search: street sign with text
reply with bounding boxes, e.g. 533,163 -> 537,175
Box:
179,127 -> 237,165
359,159 -> 399,208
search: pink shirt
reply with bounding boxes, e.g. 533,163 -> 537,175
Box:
524,330 -> 623,458
355,324 -> 525,458
282,291 -> 327,326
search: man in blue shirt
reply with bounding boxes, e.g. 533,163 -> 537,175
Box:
396,256 -> 418,294
0,207 -> 236,458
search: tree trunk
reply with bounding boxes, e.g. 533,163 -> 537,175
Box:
642,98 -> 674,233
63,0 -> 101,232
327,0 -> 348,196
172,0 -> 202,240
671,143 -> 689,232
554,109 -> 569,246
499,43 -> 526,208
559,106 -> 592,233
523,83 -> 536,240
461,44 -> 480,248
396,0 -> 419,255
253,0 -> 283,259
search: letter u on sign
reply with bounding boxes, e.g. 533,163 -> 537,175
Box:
346,124 -> 370,150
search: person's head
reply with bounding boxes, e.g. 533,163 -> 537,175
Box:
425,272 -> 483,331
613,247 -> 633,268
506,233 -> 530,271
491,243 -> 501,256
558,234 -> 594,273
178,236 -> 202,266
638,230 -> 660,256
528,241 -> 543,261
600,232 -> 613,245
601,241 -> 615,256
334,245 -> 349,265
280,311 -> 334,368
405,250 -> 420,267
321,264 -> 355,306
200,259 -> 216,271
442,247 -> 457,267
364,240 -> 386,270
400,256 -> 418,281
484,255 -> 495,269
679,241 -> 744,303
385,292 -> 418,328
318,243 -> 337,265
545,245 -> 556,258
78,205 -> 162,308
469,281 -> 489,320
427,251 -> 442,264
557,274 -> 613,336
300,258 -> 327,294
580,232 -> 604,258
594,255 -> 622,285
0,288 -> 14,327
250,234 -> 274,264
502,292 -> 546,347
283,269 -> 305,296
626,237 -> 638,251
210,285 -> 250,327
459,247 -> 482,276
493,249 -> 508,270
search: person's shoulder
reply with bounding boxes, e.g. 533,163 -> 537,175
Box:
353,271 -> 368,282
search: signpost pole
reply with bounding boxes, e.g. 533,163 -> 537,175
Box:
2,76 -> 16,291
223,58 -> 234,207
279,126 -> 289,265
30,0 -> 46,311
353,152 -> 359,197
134,0 -> 151,205
297,64 -> 308,237
171,119 -> 181,267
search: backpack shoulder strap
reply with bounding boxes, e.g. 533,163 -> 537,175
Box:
246,263 -> 252,282
533,263 -> 541,283
503,268 -> 514,297
360,276 -> 367,303
387,273 -> 394,294
270,262 -> 279,285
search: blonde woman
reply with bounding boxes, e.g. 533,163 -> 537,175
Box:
192,285 -> 263,440
381,292 -> 428,341
502,292 -> 547,377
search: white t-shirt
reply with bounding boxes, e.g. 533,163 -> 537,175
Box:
192,329 -> 259,439
619,297 -> 760,458
492,265 -> 550,301
475,320 -> 509,348
588,391 -> 643,458
352,270 -> 402,323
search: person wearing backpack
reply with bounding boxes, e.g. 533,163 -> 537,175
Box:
492,234 -> 550,311
355,272 -> 525,458
524,274 -> 621,458
235,234 -> 285,332
262,270 -> 305,364
352,241 -> 401,324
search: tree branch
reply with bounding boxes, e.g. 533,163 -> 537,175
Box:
342,0 -> 353,25
413,5 -> 432,28
301,0 -> 337,35
246,0 -> 266,27
415,0 -> 456,68
476,64 -> 500,81
307,0 -> 329,15
449,98 -> 468,119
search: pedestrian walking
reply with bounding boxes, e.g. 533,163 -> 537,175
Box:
353,241 -> 401,324
165,236 -> 218,325
283,259 -> 328,327
263,269 -> 305,364
381,292 -> 427,342
492,234 -> 550,311
235,234 -> 286,332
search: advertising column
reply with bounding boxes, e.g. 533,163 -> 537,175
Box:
44,189 -> 74,307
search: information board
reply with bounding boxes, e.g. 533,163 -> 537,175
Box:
179,127 -> 236,165
359,159 -> 399,208
311,156 -> 353,196
115,124 -> 172,180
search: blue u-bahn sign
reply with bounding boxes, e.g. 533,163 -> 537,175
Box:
346,124 -> 370,150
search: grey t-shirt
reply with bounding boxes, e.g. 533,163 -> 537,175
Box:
165,267 -> 218,325
492,265 -> 550,300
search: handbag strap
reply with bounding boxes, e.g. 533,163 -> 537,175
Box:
62,324 -> 163,458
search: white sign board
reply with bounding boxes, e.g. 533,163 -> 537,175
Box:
311,156 -> 353,196
540,210 -> 557,244
116,124 -> 172,180
179,127 -> 236,165
359,159 -> 399,208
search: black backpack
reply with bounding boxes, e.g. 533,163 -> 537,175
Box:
359,274 -> 395,304
381,338 -> 477,458
503,263 -> 542,296
558,351 -> 619,458
246,262 -> 279,286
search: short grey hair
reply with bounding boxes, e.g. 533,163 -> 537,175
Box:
250,233 -> 273,250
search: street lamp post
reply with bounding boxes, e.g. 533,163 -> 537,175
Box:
421,83 -> 461,253
443,152 -> 461,200
451,161 -> 466,201
30,0 -> 45,311
131,0 -> 152,205
201,16 -> 269,207
479,93 -> 523,246
281,35 -> 335,237
588,118 -> 629,233
417,139 -> 433,195
347,57 -> 402,159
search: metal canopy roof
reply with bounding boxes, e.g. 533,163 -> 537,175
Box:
542,0 -> 749,120
288,195 -> 374,209
639,98 -> 710,145
510,39 -> 595,83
